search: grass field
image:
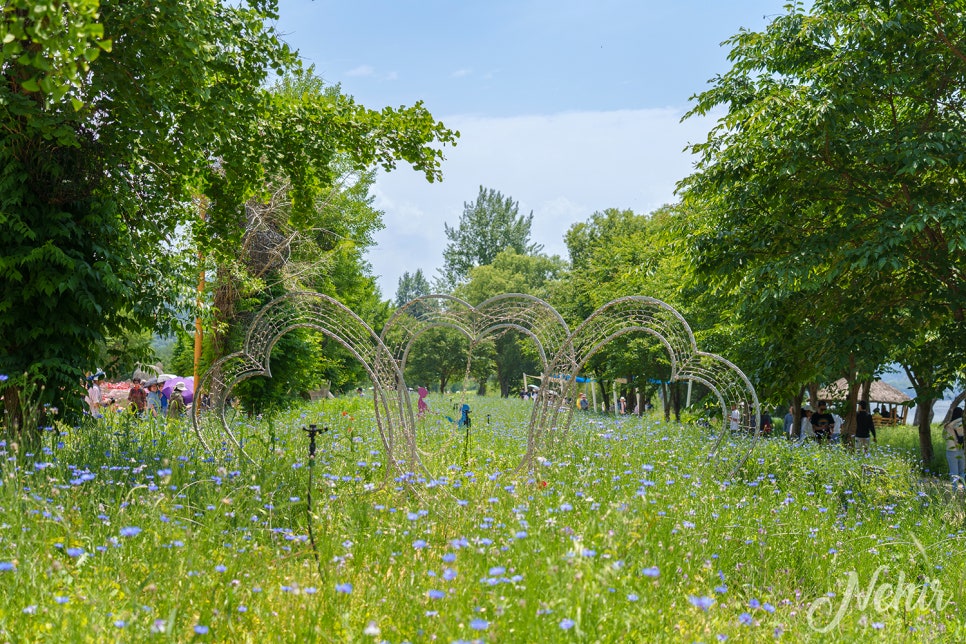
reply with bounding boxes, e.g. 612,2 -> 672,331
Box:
1,395 -> 963,642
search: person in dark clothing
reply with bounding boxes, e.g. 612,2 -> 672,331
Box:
760,410 -> 773,435
810,400 -> 835,442
855,400 -> 877,453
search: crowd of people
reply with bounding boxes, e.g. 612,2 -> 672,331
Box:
84,371 -> 190,420
779,399 -> 877,452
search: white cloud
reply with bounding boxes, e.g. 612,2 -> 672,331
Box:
345,64 -> 375,77
368,108 -> 715,297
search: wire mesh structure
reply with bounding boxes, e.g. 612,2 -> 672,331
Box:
193,292 -> 760,477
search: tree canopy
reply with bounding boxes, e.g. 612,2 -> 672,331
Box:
440,186 -> 542,288
0,0 -> 456,432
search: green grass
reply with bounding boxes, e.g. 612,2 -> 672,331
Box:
0,396 -> 964,642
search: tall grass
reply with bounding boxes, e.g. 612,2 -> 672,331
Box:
0,396 -> 962,642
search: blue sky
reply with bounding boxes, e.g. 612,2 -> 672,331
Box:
274,0 -> 791,296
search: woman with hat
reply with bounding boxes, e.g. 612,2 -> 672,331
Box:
167,382 -> 187,418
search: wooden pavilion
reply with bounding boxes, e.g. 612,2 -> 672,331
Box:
817,378 -> 913,425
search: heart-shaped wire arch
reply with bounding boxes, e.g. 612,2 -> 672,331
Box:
191,292 -> 761,477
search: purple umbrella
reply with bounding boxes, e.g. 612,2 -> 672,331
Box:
161,377 -> 194,405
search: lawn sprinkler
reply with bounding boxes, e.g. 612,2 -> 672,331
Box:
459,404 -> 471,464
301,423 -> 328,580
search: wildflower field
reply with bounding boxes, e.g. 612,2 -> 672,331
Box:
1,396 -> 964,643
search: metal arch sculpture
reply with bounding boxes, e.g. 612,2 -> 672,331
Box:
193,291 -> 761,477
191,292 -> 418,471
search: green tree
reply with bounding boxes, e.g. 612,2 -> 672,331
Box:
455,249 -> 565,397
678,0 -> 966,465
0,3 -> 456,437
440,186 -> 542,288
395,269 -> 432,307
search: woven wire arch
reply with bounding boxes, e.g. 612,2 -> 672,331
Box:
193,292 -> 760,479
381,293 -> 576,465
521,296 -> 760,475
191,292 -> 418,473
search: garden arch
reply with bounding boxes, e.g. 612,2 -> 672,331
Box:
193,292 -> 761,477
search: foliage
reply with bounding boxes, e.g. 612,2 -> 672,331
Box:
0,3 -> 456,432
677,0 -> 966,459
395,269 -> 432,307
454,249 -> 566,396
440,186 -> 542,289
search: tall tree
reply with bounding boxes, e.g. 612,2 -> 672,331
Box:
678,0 -> 966,465
0,1 -> 456,438
396,269 -> 432,307
440,186 -> 542,288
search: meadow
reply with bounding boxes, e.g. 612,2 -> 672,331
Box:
0,395 -> 964,643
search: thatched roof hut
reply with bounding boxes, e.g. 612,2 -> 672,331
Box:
818,378 -> 913,424
818,378 -> 913,405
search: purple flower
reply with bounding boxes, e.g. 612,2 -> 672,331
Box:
428,589 -> 445,599
335,582 -> 352,594
194,624 -> 209,634
66,548 -> 84,557
443,568 -> 457,581
738,612 -> 753,625
559,618 -> 576,630
642,566 -> 659,578
119,527 -> 141,537
214,565 -> 226,573
413,539 -> 428,549
0,562 -> 15,572
689,595 -> 715,611
469,618 -> 489,631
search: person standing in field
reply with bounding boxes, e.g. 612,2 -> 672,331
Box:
784,405 -> 795,440
854,400 -> 877,453
943,406 -> 964,491
730,404 -> 740,432
798,405 -> 816,443
810,400 -> 835,442
167,383 -> 187,418
128,377 -> 147,415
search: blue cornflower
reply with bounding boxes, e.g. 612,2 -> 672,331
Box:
413,539 -> 428,549
194,624 -> 209,634
119,527 -> 141,537
443,568 -> 457,581
469,618 -> 489,631
214,565 -> 226,572
0,562 -> 15,572
642,566 -> 659,577
688,595 -> 715,611
428,589 -> 445,599
559,618 -> 576,630
66,548 -> 84,557
335,582 -> 352,594
738,612 -> 753,625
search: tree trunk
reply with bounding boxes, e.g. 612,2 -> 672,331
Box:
3,384 -> 22,440
918,397 -> 936,471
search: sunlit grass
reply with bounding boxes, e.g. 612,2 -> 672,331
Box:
0,396 -> 963,642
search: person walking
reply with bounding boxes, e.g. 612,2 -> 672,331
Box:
943,407 -> 965,491
855,400 -> 877,454
784,405 -> 795,440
